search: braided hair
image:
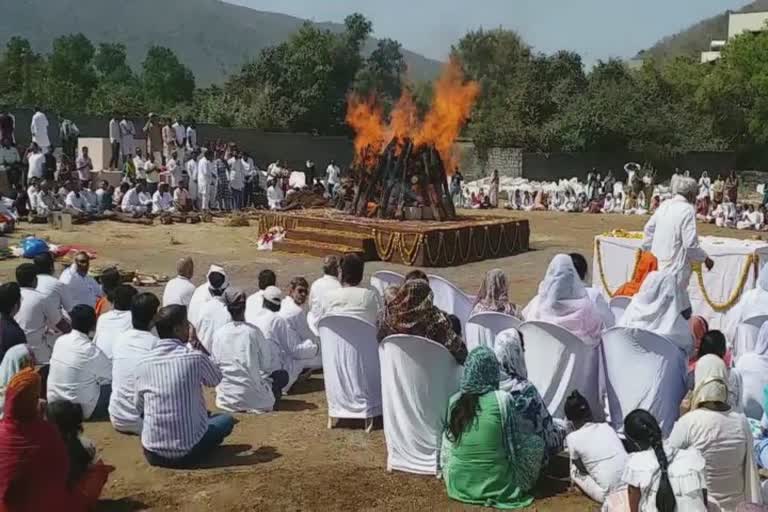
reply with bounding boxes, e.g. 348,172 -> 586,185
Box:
624,410 -> 676,512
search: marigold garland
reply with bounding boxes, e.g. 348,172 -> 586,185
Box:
594,238 -> 642,298
693,254 -> 754,312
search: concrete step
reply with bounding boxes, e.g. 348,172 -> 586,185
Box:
289,226 -> 373,251
272,239 -> 367,260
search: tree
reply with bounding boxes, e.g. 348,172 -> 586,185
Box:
94,43 -> 134,83
142,46 -> 195,108
0,37 -> 46,106
354,38 -> 407,105
47,33 -> 98,111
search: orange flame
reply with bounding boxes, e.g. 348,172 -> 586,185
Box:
345,95 -> 386,168
346,59 -> 478,175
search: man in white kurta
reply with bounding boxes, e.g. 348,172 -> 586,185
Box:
93,285 -> 137,360
250,287 -> 317,392
162,257 -> 196,307
152,183 -> 175,214
197,150 -> 215,211
211,288 -> 283,413
185,152 -> 199,205
642,176 -> 713,309
59,252 -> 101,308
307,256 -> 341,335
317,254 -> 380,326
196,293 -> 231,353
245,269 -> 276,322
280,277 -> 321,370
187,264 -> 228,329
30,107 -> 50,152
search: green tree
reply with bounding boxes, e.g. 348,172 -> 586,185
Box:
47,33 -> 97,111
142,46 -> 195,108
354,38 -> 406,105
94,43 -> 135,83
0,37 -> 46,106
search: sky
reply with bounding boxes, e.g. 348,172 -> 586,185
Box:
229,0 -> 753,65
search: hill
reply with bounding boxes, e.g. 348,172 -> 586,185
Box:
636,0 -> 768,61
0,0 -> 442,86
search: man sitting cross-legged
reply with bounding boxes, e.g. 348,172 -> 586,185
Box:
136,304 -> 234,468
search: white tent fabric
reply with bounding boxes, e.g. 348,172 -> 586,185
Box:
518,321 -> 601,420
732,314 -> 768,363
318,315 -> 382,422
427,275 -> 474,329
465,312 -> 521,352
379,334 -> 462,475
370,271 -> 405,298
608,296 -> 631,324
601,327 -> 688,436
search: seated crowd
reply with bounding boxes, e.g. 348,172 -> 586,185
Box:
2,243 -> 768,510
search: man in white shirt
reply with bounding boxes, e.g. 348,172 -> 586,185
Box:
174,180 -> 192,212
109,292 -> 160,434
59,251 -> 102,308
26,143 -> 45,183
163,256 -> 195,307
33,180 -> 63,216
188,265 -> 228,329
172,118 -> 186,162
227,151 -> 246,210
133,149 -> 147,181
570,253 -> 615,329
47,305 -> 112,420
642,176 -> 713,307
164,151 -> 182,188
185,123 -> 197,151
34,251 -> 74,313
318,254 -> 380,325
144,154 -> 160,194
266,179 -> 284,209
30,107 -> 50,153
211,288 -> 286,413
195,283 -> 231,353
14,263 -> 71,364
75,146 -> 93,187
245,269 -> 276,321
108,115 -> 121,171
185,151 -> 199,207
121,181 -> 151,215
280,277 -> 321,371
250,286 -> 318,393
94,284 -> 137,360
64,181 -> 89,217
326,159 -> 341,197
136,304 -> 233,467
197,149 -> 215,211
119,115 -> 135,159
307,256 -> 341,335
152,182 -> 175,214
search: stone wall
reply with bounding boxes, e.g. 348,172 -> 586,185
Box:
455,141 -> 523,181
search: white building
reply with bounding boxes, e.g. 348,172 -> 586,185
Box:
701,11 -> 768,63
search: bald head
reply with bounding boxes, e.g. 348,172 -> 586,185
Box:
177,257 -> 194,279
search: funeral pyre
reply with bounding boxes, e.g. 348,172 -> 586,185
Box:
344,60 -> 479,221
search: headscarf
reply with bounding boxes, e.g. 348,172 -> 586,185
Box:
473,269 -> 517,316
0,345 -> 32,417
494,328 -> 527,383
618,270 -> 693,354
206,264 -> 229,292
378,279 -> 466,362
614,251 -> 658,297
3,367 -> 41,421
522,254 -> 604,345
691,354 -> 729,409
460,346 -> 500,395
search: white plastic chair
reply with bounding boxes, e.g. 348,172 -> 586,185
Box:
601,327 -> 687,436
370,271 -> 405,298
317,315 -> 382,432
518,321 -> 601,420
379,334 -> 462,475
427,274 -> 474,329
733,314 -> 768,363
608,296 -> 631,324
465,312 -> 522,352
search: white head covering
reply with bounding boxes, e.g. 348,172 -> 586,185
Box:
692,354 -> 729,409
494,328 -> 527,382
522,254 -> 604,344
206,264 -> 229,292
0,345 -> 32,417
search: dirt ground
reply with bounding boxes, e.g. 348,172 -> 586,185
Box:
0,209 -> 759,512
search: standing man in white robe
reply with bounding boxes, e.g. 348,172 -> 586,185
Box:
162,257 -> 195,307
307,256 -> 341,335
280,277 -> 321,371
119,115 -> 135,160
186,151 -> 199,209
197,149 -> 215,212
642,176 -> 713,308
30,107 -> 50,153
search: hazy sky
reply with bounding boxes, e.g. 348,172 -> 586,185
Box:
229,0 -> 752,65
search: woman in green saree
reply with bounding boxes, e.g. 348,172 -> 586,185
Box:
439,346 -> 545,509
